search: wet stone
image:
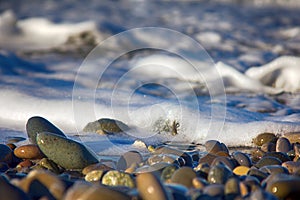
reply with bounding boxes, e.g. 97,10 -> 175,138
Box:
26,116 -> 66,144
224,177 -> 240,197
205,140 -> 224,154
102,170 -> 135,188
276,137 -> 292,153
117,150 -> 143,170
253,133 -> 277,146
282,161 -> 300,174
14,144 -> 44,159
199,153 -> 218,165
161,164 -> 179,182
207,163 -> 233,184
137,172 -> 170,200
260,165 -> 289,175
171,166 -> 197,188
203,184 -> 224,197
255,156 -> 282,168
85,170 -> 104,182
264,151 -> 291,163
0,175 -> 30,200
211,156 -> 237,170
36,132 -> 99,170
233,166 -> 250,176
266,178 -> 300,199
232,151 -> 252,167
153,146 -> 193,167
247,168 -> 268,182
82,162 -> 113,175
17,169 -> 66,200
147,154 -> 182,166
37,158 -> 60,174
0,144 -> 13,165
83,118 -> 130,134
261,142 -> 276,152
64,181 -> 131,200
5,136 -> 26,144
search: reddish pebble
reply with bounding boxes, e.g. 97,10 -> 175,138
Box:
14,144 -> 44,159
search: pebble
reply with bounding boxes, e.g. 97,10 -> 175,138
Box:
82,163 -> 113,175
171,167 -> 197,188
253,133 -> 277,146
255,156 -> 282,168
233,166 -> 250,176
232,151 -> 252,167
137,172 -> 170,200
207,163 -> 233,184
26,116 -> 66,144
36,132 -> 99,170
14,144 -> 44,159
282,161 -> 300,174
102,170 -> 135,188
83,118 -> 130,134
0,175 -> 30,200
5,136 -> 26,144
203,184 -> 224,197
224,177 -> 240,197
85,170 -> 104,182
117,150 -> 143,170
0,144 -> 13,165
211,156 -> 236,170
17,169 -> 65,200
276,137 -> 292,153
153,146 -> 193,166
266,178 -> 300,199
64,181 -> 131,200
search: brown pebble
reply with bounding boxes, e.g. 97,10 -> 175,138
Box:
205,140 -> 223,154
117,150 -> 143,170
261,142 -> 276,152
17,159 -> 33,168
64,181 -> 131,200
192,177 -> 208,189
276,137 -> 291,153
137,173 -> 169,200
6,143 -> 16,150
17,170 -> 65,200
267,178 -> 300,199
282,161 -> 300,174
82,163 -> 113,175
171,167 -> 197,188
14,144 -> 44,159
253,133 -> 277,146
199,153 -> 218,165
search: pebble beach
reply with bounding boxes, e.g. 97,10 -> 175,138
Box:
2,116 -> 300,199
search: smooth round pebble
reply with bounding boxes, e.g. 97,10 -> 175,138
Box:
267,178 -> 300,199
82,163 -> 113,175
37,132 -> 99,170
276,137 -> 291,153
14,144 -> 44,159
203,184 -> 224,197
233,166 -> 250,176
171,166 -> 197,188
207,163 -> 233,184
255,156 -> 282,168
83,118 -> 130,134
85,170 -> 104,182
26,116 -> 66,144
137,173 -> 169,200
0,175 -> 30,200
117,150 -> 143,170
64,181 -> 131,200
17,169 -> 65,200
0,144 -> 13,165
282,161 -> 300,174
102,170 -> 135,188
232,151 -> 252,167
253,133 -> 277,146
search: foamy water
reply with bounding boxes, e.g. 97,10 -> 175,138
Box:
1,1 -> 300,154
